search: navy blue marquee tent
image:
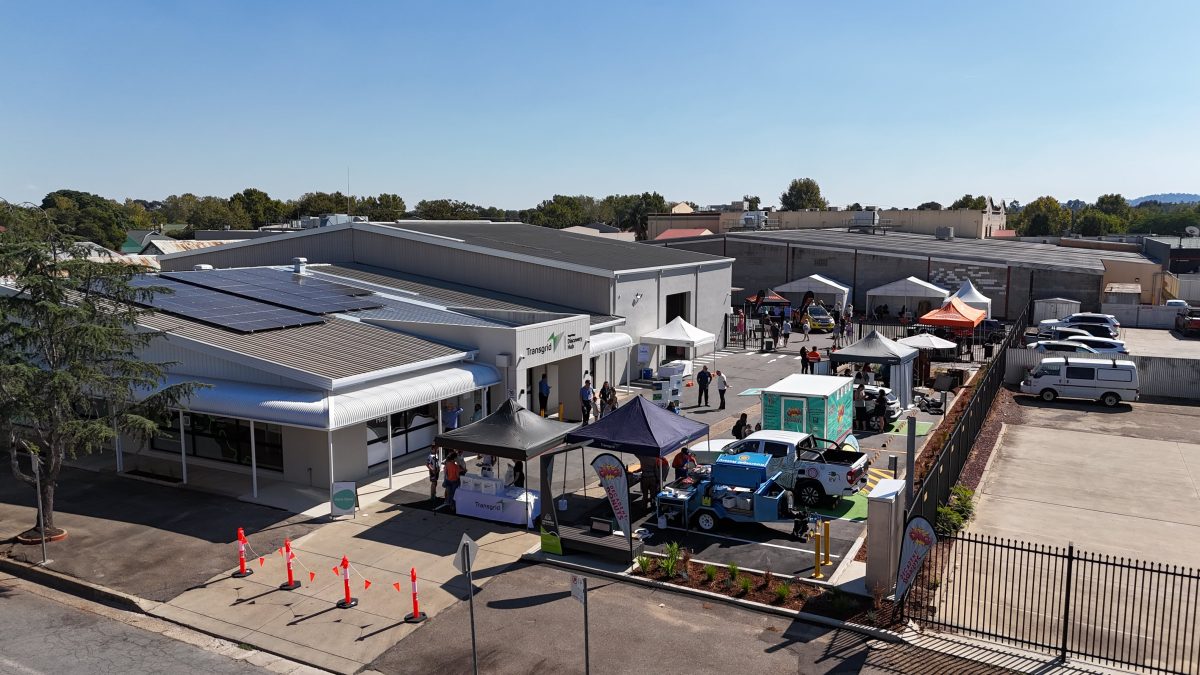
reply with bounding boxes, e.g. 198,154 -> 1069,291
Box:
565,395 -> 709,457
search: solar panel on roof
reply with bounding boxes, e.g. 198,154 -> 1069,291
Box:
127,277 -> 325,333
162,268 -> 383,315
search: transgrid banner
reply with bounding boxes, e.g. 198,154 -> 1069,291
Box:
591,452 -> 631,537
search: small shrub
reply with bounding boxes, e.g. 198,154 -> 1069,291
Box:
661,555 -> 679,578
774,582 -> 791,604
737,575 -> 753,595
703,564 -> 718,583
664,541 -> 682,563
828,588 -> 854,615
727,562 -> 740,582
950,484 -> 976,520
936,504 -> 965,535
762,567 -> 774,589
636,555 -> 653,575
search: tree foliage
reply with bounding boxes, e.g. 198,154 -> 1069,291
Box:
1075,209 -> 1123,236
779,178 -> 827,211
0,214 -> 198,537
948,194 -> 987,210
917,201 -> 942,210
1014,196 -> 1070,236
1095,193 -> 1131,221
743,195 -> 761,210
40,190 -> 132,250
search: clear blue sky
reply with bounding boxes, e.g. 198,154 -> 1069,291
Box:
2,1 -> 1198,210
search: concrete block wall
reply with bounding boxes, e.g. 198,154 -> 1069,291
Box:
929,261 -> 1008,317
850,252 -> 931,310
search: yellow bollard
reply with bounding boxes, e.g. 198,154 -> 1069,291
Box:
822,519 -> 832,566
558,402 -> 564,420
811,532 -> 824,580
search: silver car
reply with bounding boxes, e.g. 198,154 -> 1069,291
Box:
1028,340 -> 1099,354
1065,336 -> 1128,354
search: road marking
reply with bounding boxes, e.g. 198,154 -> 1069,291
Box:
0,657 -> 44,675
864,467 -> 895,493
652,525 -> 842,557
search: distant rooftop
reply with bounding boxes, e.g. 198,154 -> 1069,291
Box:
720,228 -> 1152,273
1144,236 -> 1200,250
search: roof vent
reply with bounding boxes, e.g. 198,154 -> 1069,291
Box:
193,264 -> 213,271
292,257 -> 308,275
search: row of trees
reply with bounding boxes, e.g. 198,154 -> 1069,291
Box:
1011,194 -> 1200,237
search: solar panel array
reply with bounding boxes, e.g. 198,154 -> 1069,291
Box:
161,268 -> 383,315
128,277 -> 326,333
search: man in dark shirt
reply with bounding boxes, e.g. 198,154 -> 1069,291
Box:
695,365 -> 712,407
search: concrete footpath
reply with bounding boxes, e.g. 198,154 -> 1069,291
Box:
152,497 -> 537,674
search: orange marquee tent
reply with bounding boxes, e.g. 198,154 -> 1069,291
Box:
919,296 -> 985,329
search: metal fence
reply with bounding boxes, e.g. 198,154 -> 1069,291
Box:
905,305 -> 1029,525
905,532 -> 1200,674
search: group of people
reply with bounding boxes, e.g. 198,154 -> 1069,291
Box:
694,365 -> 728,409
757,301 -> 858,352
426,446 -> 525,512
730,412 -> 762,440
579,378 -> 618,423
851,382 -> 891,432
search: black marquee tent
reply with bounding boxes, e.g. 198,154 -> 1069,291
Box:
435,398 -> 579,462
829,330 -> 918,409
564,395 -> 709,457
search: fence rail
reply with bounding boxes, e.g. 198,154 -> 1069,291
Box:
906,532 -> 1200,674
905,305 -> 1029,525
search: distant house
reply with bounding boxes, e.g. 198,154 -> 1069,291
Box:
655,228 -> 714,241
140,239 -> 246,256
670,202 -> 695,214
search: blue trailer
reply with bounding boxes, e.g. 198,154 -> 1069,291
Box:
655,452 -> 805,533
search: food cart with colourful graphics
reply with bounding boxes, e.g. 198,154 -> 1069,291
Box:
760,374 -> 855,442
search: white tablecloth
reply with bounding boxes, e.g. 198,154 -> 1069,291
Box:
454,486 -> 541,527
657,360 -> 693,378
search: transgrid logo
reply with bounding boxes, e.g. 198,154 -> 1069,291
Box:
527,332 -> 562,357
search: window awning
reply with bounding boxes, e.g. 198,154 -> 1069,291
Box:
589,331 -> 634,356
144,362 -> 501,430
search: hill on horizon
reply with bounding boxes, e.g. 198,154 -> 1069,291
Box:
1129,193 -> 1200,206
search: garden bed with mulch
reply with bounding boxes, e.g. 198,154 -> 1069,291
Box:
630,552 -> 897,628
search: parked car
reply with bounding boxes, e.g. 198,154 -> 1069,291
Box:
1027,340 -> 1100,354
860,385 -> 903,428
1070,323 -> 1120,339
1176,307 -> 1200,337
1064,336 -> 1128,354
1040,312 -> 1121,335
1035,326 -> 1092,341
1165,299 -> 1190,308
804,305 -> 836,332
1020,357 -> 1139,407
974,319 -> 1008,344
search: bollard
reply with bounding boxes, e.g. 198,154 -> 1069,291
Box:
279,538 -> 300,591
810,532 -> 824,580
558,402 -> 564,420
336,556 -> 358,609
232,528 -> 253,578
822,520 -> 832,566
404,567 -> 427,623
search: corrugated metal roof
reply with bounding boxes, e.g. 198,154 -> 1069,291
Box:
145,240 -> 247,254
725,229 -> 1153,272
139,312 -> 465,387
314,264 -> 623,327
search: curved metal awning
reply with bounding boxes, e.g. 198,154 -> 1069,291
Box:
589,331 -> 634,357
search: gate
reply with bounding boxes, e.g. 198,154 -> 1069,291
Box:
905,532 -> 1200,674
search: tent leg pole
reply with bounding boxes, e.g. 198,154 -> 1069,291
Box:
387,414 -> 394,490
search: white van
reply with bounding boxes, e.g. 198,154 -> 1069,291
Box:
1020,357 -> 1139,407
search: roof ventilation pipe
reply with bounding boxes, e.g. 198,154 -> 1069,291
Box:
193,264 -> 214,271
293,257 -> 308,275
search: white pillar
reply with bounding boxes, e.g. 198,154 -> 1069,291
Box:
624,346 -> 632,393
249,420 -> 258,499
387,414 -> 395,490
178,410 -> 188,484
483,387 -> 490,413
327,429 -> 335,505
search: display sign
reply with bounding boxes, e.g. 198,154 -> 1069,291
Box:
782,397 -> 806,433
895,516 -> 937,602
330,482 -> 358,517
539,455 -> 563,555
590,453 -> 631,537
761,393 -> 781,430
637,344 -> 651,364
454,533 -> 479,574
570,574 -> 587,604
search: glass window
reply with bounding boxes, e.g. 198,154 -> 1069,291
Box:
152,414 -> 182,453
1097,369 -> 1133,382
367,417 -> 390,446
151,413 -> 283,472
1065,367 -> 1095,380
763,442 -> 790,458
1034,363 -> 1061,377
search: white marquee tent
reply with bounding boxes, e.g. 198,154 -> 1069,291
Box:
950,279 -> 993,319
641,316 -> 718,370
775,274 -> 852,310
866,277 -> 949,318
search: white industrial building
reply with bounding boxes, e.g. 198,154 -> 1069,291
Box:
105,221 -> 731,501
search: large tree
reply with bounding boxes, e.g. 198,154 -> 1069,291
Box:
40,190 -> 131,250
1094,193 -> 1131,223
917,201 -> 942,210
948,194 -> 987,210
0,211 -> 196,540
1016,195 -> 1070,236
779,178 -> 827,211
1075,208 -> 1123,236
414,199 -> 482,220
743,195 -> 761,210
230,188 -> 287,228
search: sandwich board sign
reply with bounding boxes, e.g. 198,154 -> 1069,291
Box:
331,482 -> 359,517
454,533 -> 479,574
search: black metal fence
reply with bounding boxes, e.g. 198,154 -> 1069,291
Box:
905,532 -> 1200,674
905,305 -> 1029,526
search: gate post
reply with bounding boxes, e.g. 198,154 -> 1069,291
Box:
1060,542 -> 1075,663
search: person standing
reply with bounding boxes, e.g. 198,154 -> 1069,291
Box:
443,402 -> 464,432
599,381 -> 614,417
769,322 -> 781,351
873,391 -> 888,433
672,447 -> 694,481
538,374 -> 551,416
470,404 -> 484,424
780,318 -> 792,347
853,384 -> 867,431
443,450 -> 465,510
716,369 -> 728,409
799,346 -> 810,374
425,449 -> 441,501
732,413 -> 749,440
580,379 -> 595,423
843,319 -> 854,346
801,314 -> 811,342
807,347 -> 821,374
696,365 -> 712,407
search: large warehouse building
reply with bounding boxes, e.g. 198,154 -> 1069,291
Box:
649,228 -> 1159,318
106,221 -> 730,499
